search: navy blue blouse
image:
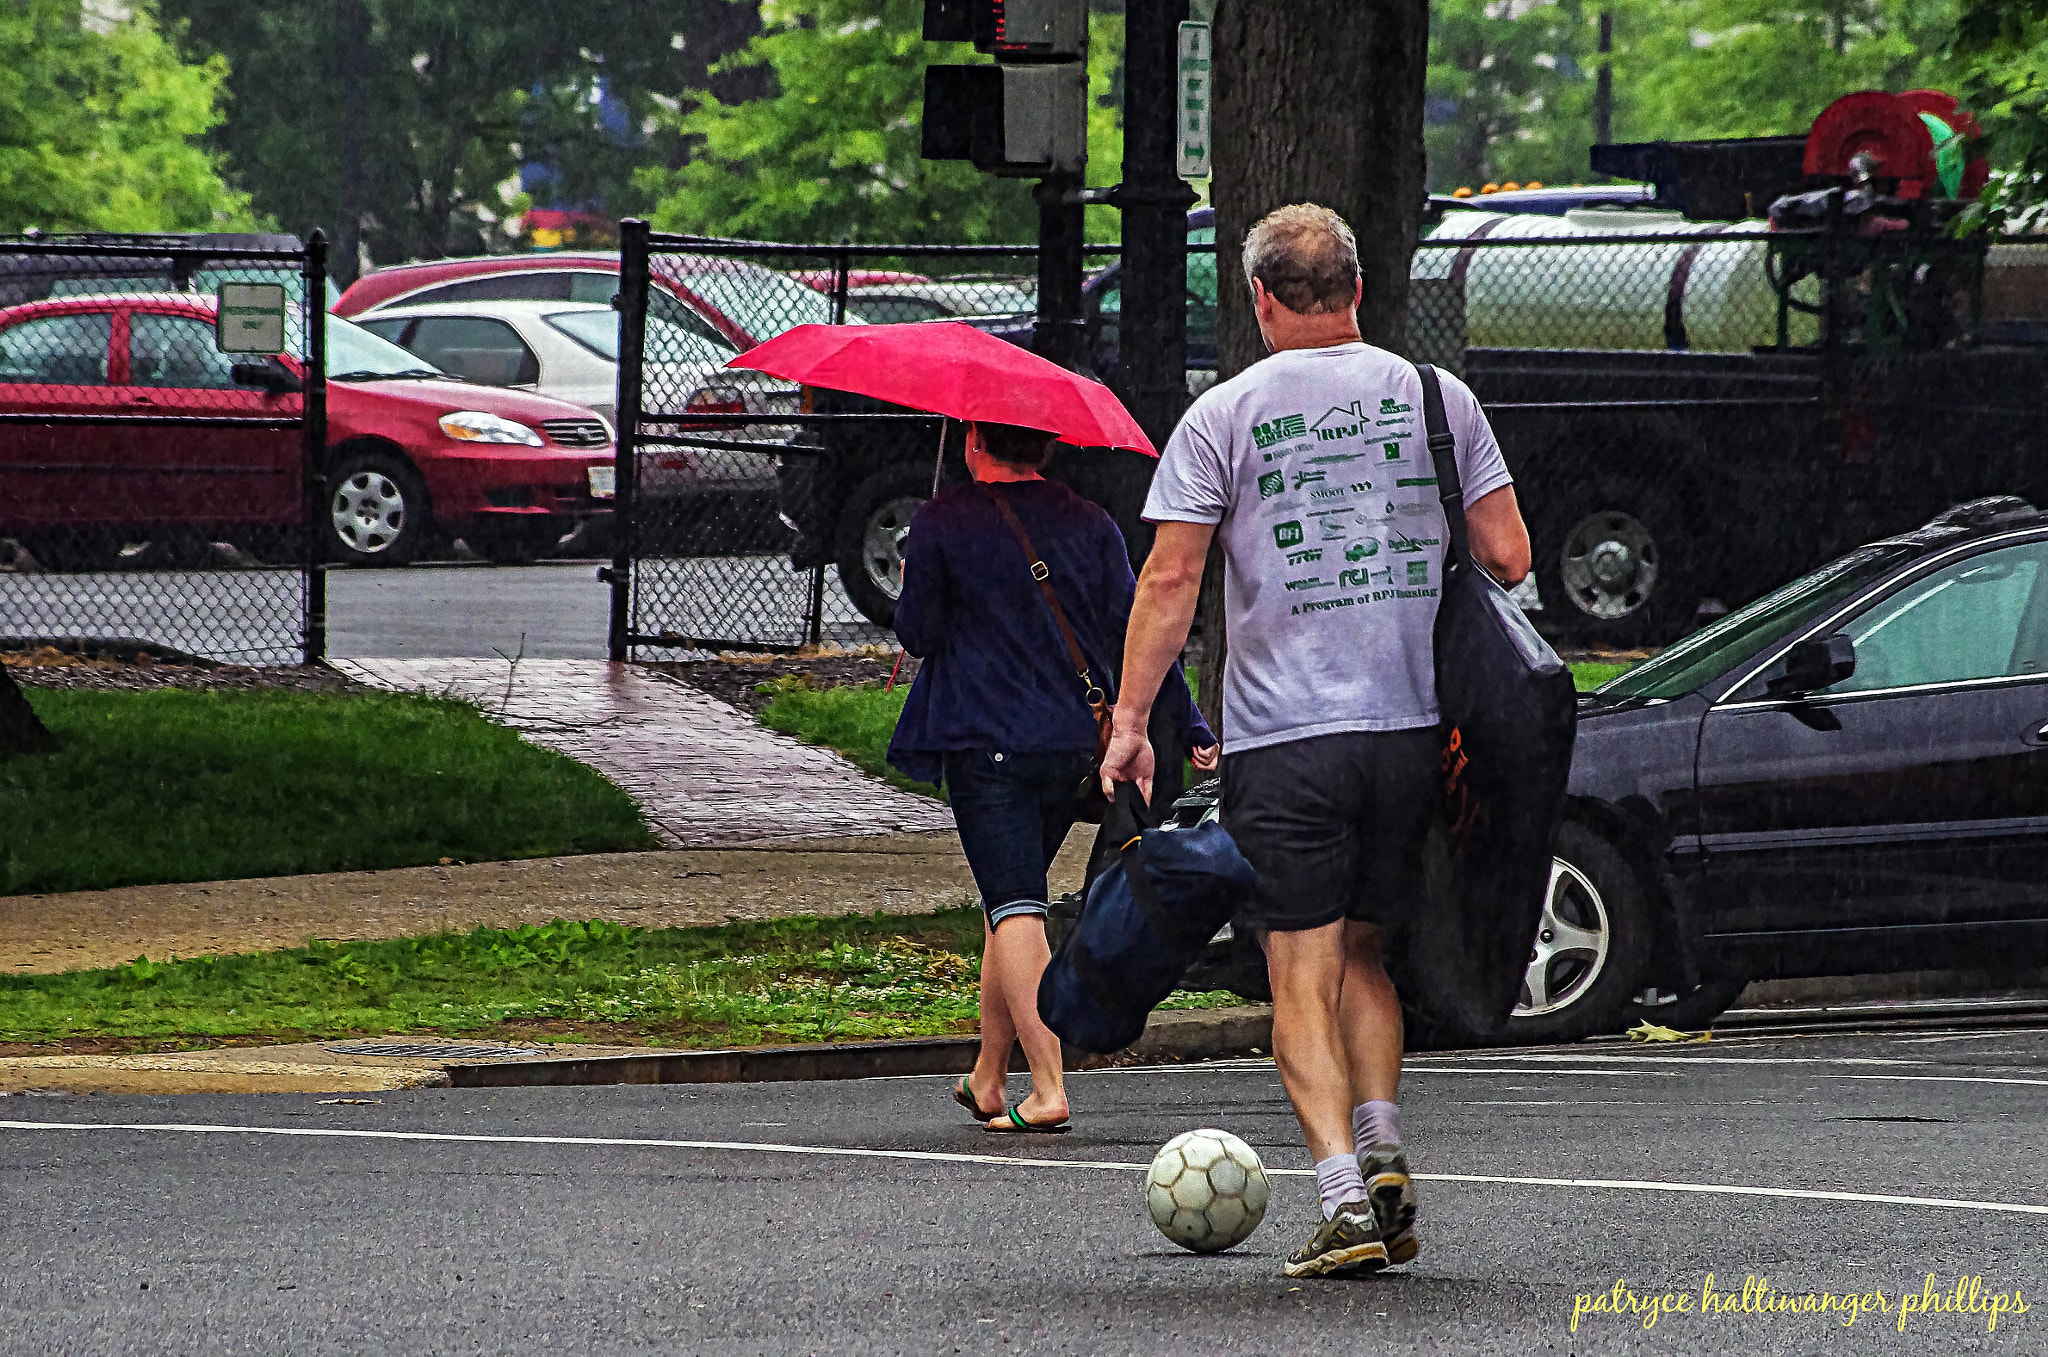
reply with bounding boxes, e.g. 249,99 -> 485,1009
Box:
886,478 -> 1212,786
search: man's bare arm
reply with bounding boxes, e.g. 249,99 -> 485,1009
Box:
1100,520 -> 1216,797
1466,484 -> 1531,586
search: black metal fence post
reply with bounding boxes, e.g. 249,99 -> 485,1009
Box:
1033,173 -> 1087,370
609,218 -> 651,662
300,229 -> 329,665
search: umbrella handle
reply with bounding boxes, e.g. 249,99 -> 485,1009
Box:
931,416 -> 947,498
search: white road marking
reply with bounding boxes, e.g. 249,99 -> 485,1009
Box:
1400,1067 -> 1682,1077
5,1120 -> 2046,1219
1824,1073 -> 2048,1088
1894,1031 -> 2043,1045
1431,1053 -> 1929,1067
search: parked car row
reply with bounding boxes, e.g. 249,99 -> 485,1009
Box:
0,293 -> 616,569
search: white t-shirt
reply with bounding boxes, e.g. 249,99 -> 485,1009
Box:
1144,341 -> 1513,752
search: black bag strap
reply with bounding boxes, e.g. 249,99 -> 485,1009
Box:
1415,362 -> 1471,578
1105,781 -> 1167,918
982,484 -> 1109,709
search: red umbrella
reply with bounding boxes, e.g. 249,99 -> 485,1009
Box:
726,321 -> 1156,456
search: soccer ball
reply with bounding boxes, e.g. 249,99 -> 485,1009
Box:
1146,1128 -> 1270,1253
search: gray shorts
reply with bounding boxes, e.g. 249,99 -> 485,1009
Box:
1220,728 -> 1440,933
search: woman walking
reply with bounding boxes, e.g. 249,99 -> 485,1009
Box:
888,420 -> 1215,1133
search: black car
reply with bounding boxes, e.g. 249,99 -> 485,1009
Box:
1149,496 -> 2048,1044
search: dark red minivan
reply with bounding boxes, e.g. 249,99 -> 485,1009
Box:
0,294 -> 616,567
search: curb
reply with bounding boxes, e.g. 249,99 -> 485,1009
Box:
446,1006 -> 1275,1089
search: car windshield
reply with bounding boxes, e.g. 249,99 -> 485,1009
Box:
544,309 -> 737,367
672,263 -> 840,340
326,314 -> 448,380
1596,544 -> 1918,701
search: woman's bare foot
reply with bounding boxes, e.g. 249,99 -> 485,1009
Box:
985,1087 -> 1068,1129
960,1074 -> 1006,1118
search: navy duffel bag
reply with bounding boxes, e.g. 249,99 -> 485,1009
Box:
1037,783 -> 1257,1055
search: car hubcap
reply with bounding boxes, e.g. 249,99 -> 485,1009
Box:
1559,510 -> 1659,620
333,471 -> 406,555
860,495 -> 924,601
1516,858 -> 1610,1018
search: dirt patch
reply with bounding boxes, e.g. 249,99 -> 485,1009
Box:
648,648 -> 921,715
4,641 -> 366,695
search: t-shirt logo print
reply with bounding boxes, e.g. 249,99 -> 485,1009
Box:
1251,413 -> 1307,450
1273,520 -> 1304,549
1311,401 -> 1367,442
1257,470 -> 1284,500
1378,397 -> 1412,415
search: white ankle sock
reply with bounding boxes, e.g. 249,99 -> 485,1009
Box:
1313,1152 -> 1367,1219
1353,1099 -> 1400,1152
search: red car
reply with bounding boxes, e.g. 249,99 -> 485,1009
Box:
0,294 -> 616,568
332,251 -> 841,350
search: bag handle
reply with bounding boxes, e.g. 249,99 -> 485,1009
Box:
1415,362 -> 1471,579
983,485 -> 1108,710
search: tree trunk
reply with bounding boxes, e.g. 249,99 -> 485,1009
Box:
1197,0 -> 1430,738
0,664 -> 57,759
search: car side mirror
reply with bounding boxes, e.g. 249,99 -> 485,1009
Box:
1768,633 -> 1855,698
231,360 -> 303,395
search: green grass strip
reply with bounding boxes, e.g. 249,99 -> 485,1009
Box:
0,911 -> 1239,1047
3,688 -> 655,897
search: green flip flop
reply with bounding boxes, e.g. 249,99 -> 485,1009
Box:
953,1076 -> 998,1122
984,1104 -> 1070,1134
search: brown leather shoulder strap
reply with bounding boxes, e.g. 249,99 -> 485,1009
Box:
983,486 -> 1100,697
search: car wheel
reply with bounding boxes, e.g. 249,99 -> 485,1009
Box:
17,529 -> 122,573
1533,491 -> 1695,646
1501,822 -> 1655,1044
1629,975 -> 1749,1032
835,464 -> 930,628
326,449 -> 427,567
464,518 -> 567,566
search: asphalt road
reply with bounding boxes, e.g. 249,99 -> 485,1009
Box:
1,558 -> 892,663
4,1022 -> 2045,1355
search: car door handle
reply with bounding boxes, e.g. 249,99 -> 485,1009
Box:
127,394 -> 154,405
2027,719 -> 2048,748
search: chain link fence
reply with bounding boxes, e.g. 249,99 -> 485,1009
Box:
0,233 -> 327,665
612,226 -> 1076,655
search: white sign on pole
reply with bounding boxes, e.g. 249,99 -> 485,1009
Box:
1175,21 -> 1212,180
215,282 -> 288,354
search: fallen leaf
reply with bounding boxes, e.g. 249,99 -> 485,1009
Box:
1626,1021 -> 1710,1043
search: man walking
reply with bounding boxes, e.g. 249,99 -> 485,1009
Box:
1101,204 -> 1532,1278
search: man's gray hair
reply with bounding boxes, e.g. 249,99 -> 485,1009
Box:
1241,204 -> 1360,315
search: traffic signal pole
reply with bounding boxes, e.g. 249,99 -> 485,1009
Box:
1032,173 -> 1087,370
1115,0 -> 1198,450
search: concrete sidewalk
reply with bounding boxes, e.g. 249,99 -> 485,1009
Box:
332,657 -> 956,847
1,834 -> 1101,975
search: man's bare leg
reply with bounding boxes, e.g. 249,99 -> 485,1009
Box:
1337,920 -> 1403,1103
1260,920 -> 1355,1162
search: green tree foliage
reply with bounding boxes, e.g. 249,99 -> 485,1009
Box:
643,0 -> 1128,244
1427,0 -> 1592,192
1610,0 -> 1953,142
163,0 -> 751,274
1950,0 -> 2048,221
1425,0 -> 1964,197
0,0 -> 251,233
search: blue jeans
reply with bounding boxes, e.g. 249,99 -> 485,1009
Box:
943,749 -> 1095,927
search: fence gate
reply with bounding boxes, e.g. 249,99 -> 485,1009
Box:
607,221 -> 1063,657
0,232 -> 328,665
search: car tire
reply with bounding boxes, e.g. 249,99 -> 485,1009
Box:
326,448 -> 428,567
1499,822 -> 1656,1045
1629,975 -> 1749,1032
464,518 -> 567,566
835,463 -> 930,628
1532,487 -> 1695,647
17,529 -> 122,573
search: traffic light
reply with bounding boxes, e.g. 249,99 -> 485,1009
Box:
921,0 -> 1088,177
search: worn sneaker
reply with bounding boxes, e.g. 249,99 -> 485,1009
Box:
1359,1146 -> 1419,1265
1281,1203 -> 1389,1278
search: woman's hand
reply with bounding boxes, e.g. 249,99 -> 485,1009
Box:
1190,742 -> 1220,773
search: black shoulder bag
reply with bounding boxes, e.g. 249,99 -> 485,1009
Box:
1400,363 -> 1580,1042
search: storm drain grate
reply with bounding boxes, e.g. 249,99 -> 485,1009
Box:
322,1041 -> 539,1061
